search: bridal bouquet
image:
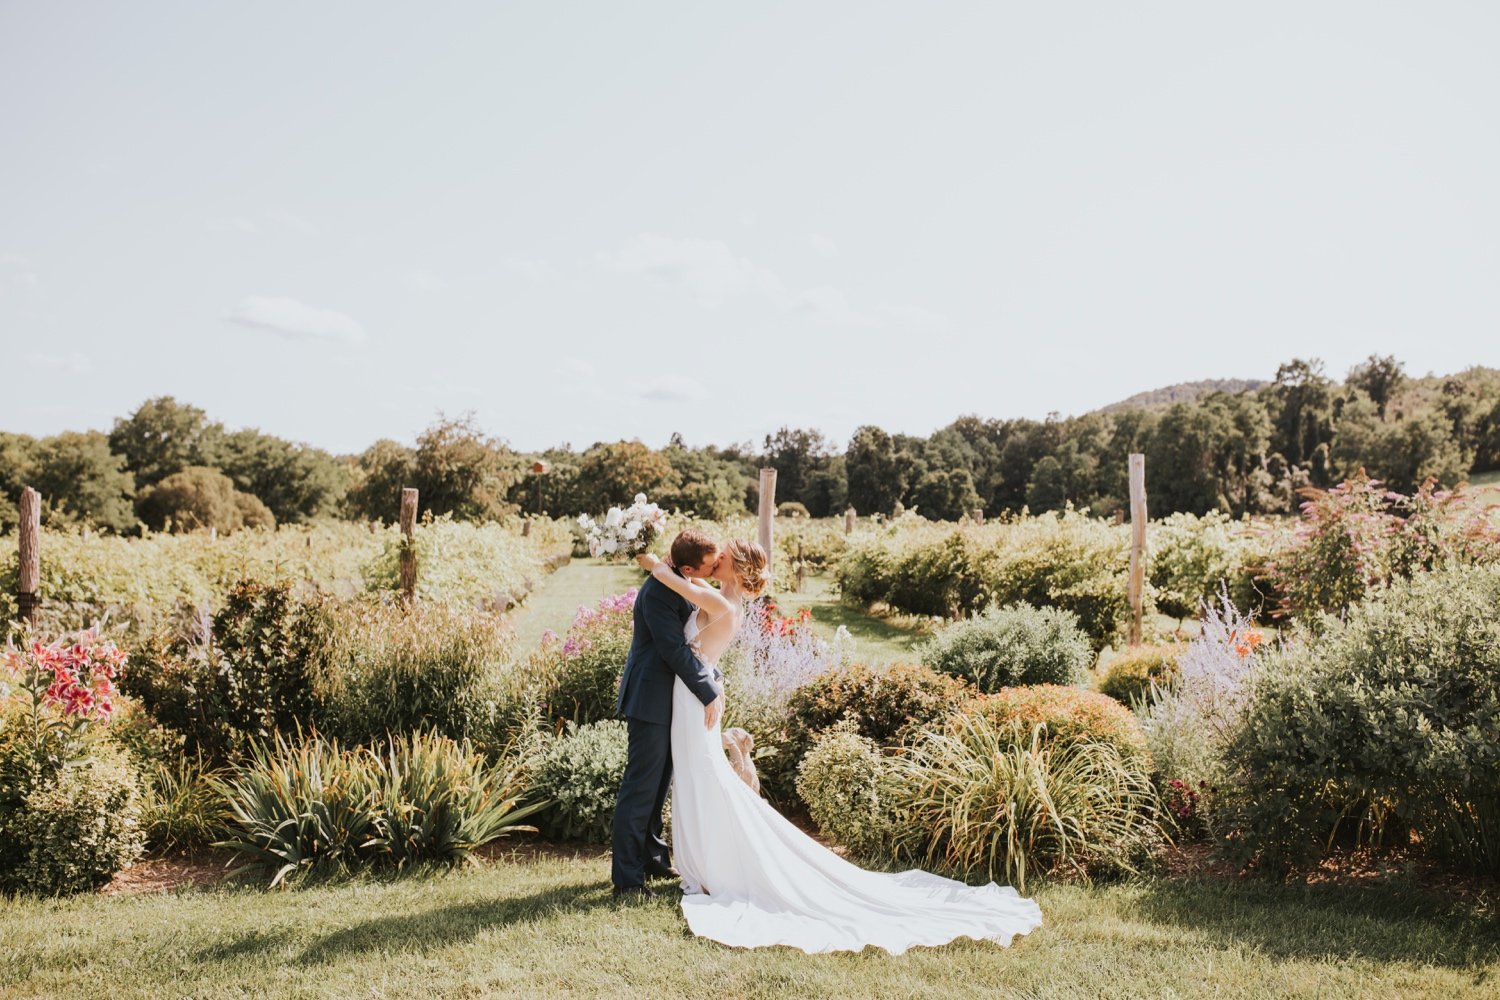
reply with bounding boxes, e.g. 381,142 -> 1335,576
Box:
577,493 -> 668,559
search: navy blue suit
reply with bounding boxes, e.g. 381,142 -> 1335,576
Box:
610,572 -> 722,890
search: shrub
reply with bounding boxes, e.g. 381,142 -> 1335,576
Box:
1,740 -> 145,895
795,722 -> 905,861
213,730 -> 542,886
767,662 -> 972,807
890,715 -> 1161,892
122,579 -> 324,762
530,720 -> 629,843
1149,511 -> 1270,620
920,602 -> 1093,692
308,597 -> 515,747
363,513 -> 560,608
776,501 -> 811,519
136,466 -> 276,534
1096,645 -> 1183,706
1218,565 -> 1500,878
981,511 -> 1138,650
958,685 -> 1150,769
1261,473 -> 1500,619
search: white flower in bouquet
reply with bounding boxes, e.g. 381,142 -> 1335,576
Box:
582,493 -> 669,560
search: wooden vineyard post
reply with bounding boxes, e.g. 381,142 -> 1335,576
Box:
399,488 -> 419,604
1127,453 -> 1147,646
758,468 -> 777,580
795,538 -> 806,594
844,506 -> 855,534
16,487 -> 40,627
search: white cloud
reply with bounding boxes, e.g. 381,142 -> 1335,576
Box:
806,233 -> 839,258
27,350 -> 90,374
794,286 -> 871,326
604,234 -> 786,307
225,296 -> 366,345
500,257 -> 559,282
404,269 -> 448,292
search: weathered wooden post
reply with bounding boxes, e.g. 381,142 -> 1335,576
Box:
758,468 -> 777,578
795,538 -> 806,594
399,487 -> 419,604
1127,453 -> 1147,646
844,506 -> 855,534
972,507 -> 985,526
16,487 -> 40,627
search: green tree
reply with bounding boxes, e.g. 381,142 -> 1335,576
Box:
911,467 -> 982,521
29,431 -> 137,532
575,440 -> 680,514
762,427 -> 834,507
343,439 -> 417,522
410,415 -> 522,522
0,432 -> 35,531
218,428 -> 347,524
1347,354 -> 1406,420
1266,359 -> 1335,474
844,426 -> 904,516
137,466 -> 274,533
107,396 -> 223,488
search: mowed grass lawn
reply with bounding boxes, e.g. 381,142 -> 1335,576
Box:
1,851 -> 1495,999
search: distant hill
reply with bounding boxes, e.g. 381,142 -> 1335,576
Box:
1096,378 -> 1268,414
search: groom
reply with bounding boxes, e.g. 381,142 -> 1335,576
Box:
611,529 -> 725,898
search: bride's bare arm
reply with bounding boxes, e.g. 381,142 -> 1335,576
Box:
635,553 -> 733,617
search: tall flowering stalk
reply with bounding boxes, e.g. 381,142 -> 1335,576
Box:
1140,588 -> 1264,835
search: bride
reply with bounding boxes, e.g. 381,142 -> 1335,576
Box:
633,539 -> 1043,955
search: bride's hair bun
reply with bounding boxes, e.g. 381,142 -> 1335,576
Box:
724,538 -> 770,599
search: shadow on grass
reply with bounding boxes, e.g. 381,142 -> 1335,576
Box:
193,879 -> 626,967
1125,876 -> 1500,972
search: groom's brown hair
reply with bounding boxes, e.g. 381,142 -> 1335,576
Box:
670,529 -> 719,571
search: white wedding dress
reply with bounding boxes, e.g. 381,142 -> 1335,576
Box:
669,609 -> 1044,954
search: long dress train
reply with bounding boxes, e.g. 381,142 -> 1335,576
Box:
669,610 -> 1043,954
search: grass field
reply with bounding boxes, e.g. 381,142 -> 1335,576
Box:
1,850 -> 1494,999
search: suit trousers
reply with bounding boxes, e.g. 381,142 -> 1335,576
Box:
610,714 -> 673,889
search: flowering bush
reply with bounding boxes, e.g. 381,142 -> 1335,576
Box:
524,590 -> 637,727
1162,778 -> 1204,835
1262,473 -> 1500,619
1139,589 -> 1265,837
577,494 -> 667,559
0,628 -> 144,895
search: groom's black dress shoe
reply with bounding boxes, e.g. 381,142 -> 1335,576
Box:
643,861 -> 680,880
612,884 -> 656,900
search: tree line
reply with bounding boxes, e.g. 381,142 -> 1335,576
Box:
2,356 -> 1496,535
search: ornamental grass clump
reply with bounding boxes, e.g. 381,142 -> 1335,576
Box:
890,715 -> 1160,892
213,730 -> 543,886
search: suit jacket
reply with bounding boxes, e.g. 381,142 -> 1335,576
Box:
617,573 -> 722,725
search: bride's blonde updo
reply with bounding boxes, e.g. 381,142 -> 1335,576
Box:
725,538 -> 770,599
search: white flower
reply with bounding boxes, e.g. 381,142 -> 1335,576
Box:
602,537 -> 620,554
634,493 -> 647,504
605,507 -> 624,529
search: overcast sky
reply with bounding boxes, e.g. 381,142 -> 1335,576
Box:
2,2 -> 1497,456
